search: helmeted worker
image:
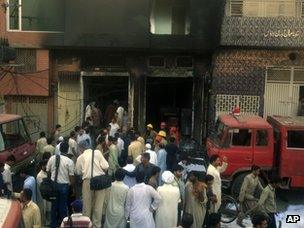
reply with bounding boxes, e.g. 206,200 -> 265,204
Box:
144,124 -> 157,146
154,131 -> 167,152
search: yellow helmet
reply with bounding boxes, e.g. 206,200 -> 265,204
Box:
158,130 -> 166,138
147,124 -> 153,129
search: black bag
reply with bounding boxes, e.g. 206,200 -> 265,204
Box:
40,155 -> 60,201
89,149 -> 112,190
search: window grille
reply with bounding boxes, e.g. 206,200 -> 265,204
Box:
216,95 -> 260,117
15,49 -> 37,73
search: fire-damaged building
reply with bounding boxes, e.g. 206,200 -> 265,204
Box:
1,0 -> 304,143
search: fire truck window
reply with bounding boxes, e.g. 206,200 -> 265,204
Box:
287,131 -> 304,148
1,120 -> 28,150
256,130 -> 268,146
231,129 -> 251,146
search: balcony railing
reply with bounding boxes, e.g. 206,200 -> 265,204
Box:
226,0 -> 304,18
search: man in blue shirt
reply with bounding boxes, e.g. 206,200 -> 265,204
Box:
20,169 -> 37,203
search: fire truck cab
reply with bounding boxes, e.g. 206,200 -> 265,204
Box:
206,113 -> 304,196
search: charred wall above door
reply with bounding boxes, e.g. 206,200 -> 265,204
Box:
42,0 -> 225,50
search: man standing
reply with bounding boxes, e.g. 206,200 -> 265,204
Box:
125,171 -> 161,228
144,124 -> 157,145
2,155 -> 15,198
155,171 -> 180,228
128,133 -> 144,162
76,141 -> 109,228
43,137 -> 55,155
122,157 -> 137,188
157,143 -> 167,184
104,169 -> 129,228
165,137 -> 179,171
20,169 -> 37,203
77,127 -> 92,149
172,164 -> 185,223
46,142 -> 75,228
207,154 -> 228,212
109,118 -> 120,137
116,103 -> 124,128
53,124 -> 62,145
144,143 -> 157,166
257,177 -> 281,228
126,153 -> 156,184
105,100 -> 118,126
36,132 -> 48,157
20,188 -> 41,228
37,160 -> 51,227
108,136 -> 120,176
115,132 -> 125,160
68,131 -> 78,160
237,165 -> 264,226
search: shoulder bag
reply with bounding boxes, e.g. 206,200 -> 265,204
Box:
89,149 -> 112,190
40,155 -> 60,201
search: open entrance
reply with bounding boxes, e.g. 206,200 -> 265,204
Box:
83,76 -> 128,127
146,77 -> 193,135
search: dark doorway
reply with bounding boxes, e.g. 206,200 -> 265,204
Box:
83,76 -> 128,126
146,77 -> 193,134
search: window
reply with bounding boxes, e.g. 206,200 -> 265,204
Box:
0,119 -> 29,151
287,130 -> 304,148
229,128 -> 252,146
7,0 -> 64,31
150,0 -> 190,35
227,0 -> 303,18
256,130 -> 268,146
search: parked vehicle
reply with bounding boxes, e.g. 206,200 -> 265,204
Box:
0,198 -> 24,227
207,113 -> 304,196
0,114 -> 36,173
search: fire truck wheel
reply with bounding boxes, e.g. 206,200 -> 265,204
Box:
231,172 -> 249,199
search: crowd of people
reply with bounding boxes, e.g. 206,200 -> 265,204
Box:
0,101 -> 281,228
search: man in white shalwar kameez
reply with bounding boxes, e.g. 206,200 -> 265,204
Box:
206,154 -> 228,212
104,169 -> 129,228
125,171 -> 161,228
155,171 -> 180,228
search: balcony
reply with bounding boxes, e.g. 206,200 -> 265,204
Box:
221,0 -> 304,47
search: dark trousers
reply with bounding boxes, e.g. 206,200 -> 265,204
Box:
51,183 -> 69,228
268,213 -> 277,228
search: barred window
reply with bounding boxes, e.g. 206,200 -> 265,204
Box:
15,49 -> 37,73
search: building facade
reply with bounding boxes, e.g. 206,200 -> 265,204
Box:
0,0 -> 224,142
210,0 -> 304,130
2,0 -> 303,142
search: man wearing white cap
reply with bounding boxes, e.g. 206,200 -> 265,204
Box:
145,143 -> 157,165
55,136 -> 64,155
155,171 -> 180,228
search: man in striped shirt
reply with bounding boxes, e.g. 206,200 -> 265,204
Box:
60,200 -> 92,228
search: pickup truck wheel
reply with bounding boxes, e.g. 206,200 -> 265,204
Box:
231,173 -> 248,199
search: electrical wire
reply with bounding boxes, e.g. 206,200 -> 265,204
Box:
11,72 -> 48,128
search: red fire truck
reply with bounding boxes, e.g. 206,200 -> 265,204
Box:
206,113 -> 304,196
0,114 -> 36,173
